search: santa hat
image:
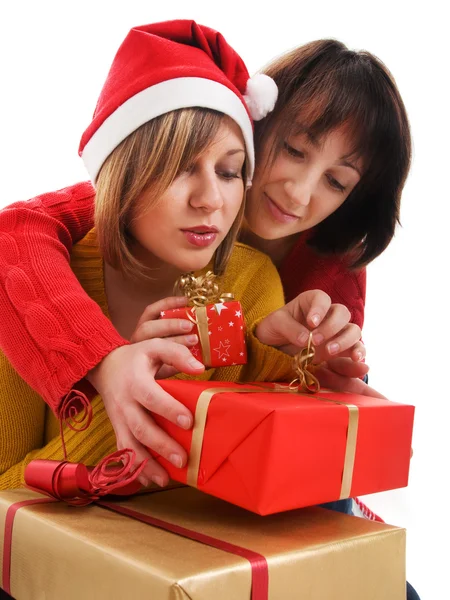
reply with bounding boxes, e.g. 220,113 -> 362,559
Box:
79,20 -> 278,183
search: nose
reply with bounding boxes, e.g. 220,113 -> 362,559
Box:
189,169 -> 223,212
283,178 -> 313,208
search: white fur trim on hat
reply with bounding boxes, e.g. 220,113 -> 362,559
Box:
243,74 -> 278,121
81,77 -> 255,183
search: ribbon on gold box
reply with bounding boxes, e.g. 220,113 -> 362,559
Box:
0,486 -> 406,600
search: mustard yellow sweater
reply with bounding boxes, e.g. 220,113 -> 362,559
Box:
0,231 -> 294,489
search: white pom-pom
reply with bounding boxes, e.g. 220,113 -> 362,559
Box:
243,73 -> 278,121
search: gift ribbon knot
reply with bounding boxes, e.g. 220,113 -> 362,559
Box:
290,331 -> 320,393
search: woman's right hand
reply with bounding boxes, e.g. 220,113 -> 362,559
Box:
86,296 -> 205,488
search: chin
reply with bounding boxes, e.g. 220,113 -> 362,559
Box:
249,219 -> 290,241
173,252 -> 215,274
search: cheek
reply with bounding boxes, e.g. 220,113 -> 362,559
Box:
225,184 -> 244,218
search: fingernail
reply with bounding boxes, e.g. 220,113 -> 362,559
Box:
313,333 -> 324,345
151,475 -> 165,487
181,320 -> 194,331
311,314 -> 321,326
170,453 -> 184,468
177,415 -> 192,429
356,351 -> 364,361
328,342 -> 340,355
139,476 -> 149,488
185,334 -> 198,344
297,332 -> 309,345
188,357 -> 204,369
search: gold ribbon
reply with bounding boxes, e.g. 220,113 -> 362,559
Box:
290,331 -> 320,393
175,271 -> 234,307
175,271 -> 235,366
187,384 -> 358,500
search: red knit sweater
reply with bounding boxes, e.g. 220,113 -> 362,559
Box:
0,181 -> 365,415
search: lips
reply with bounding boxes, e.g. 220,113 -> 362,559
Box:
181,225 -> 218,233
264,193 -> 300,224
181,225 -> 219,247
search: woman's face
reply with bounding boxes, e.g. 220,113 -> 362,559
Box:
245,126 -> 362,240
130,117 -> 245,273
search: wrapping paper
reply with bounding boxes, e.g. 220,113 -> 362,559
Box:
0,486 -> 406,600
150,380 -> 415,514
160,301 -> 247,367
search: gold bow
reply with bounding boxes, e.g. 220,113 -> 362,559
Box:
290,332 -> 320,393
175,271 -> 234,307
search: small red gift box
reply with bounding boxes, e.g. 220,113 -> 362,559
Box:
150,380 -> 415,515
160,301 -> 247,367
160,271 -> 247,368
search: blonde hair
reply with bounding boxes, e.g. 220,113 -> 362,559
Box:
95,108 -> 247,278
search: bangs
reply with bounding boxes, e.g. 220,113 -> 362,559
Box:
134,108 -> 225,205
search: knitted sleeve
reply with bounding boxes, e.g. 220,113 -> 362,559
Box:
0,182 -> 128,416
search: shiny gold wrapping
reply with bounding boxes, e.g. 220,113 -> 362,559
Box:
0,487 -> 406,599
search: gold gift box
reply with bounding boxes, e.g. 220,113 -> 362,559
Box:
1,487 -> 405,599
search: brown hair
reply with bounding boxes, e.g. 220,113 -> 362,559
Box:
255,39 -> 411,268
95,108 -> 247,278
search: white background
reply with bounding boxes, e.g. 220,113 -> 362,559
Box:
0,1 -> 448,597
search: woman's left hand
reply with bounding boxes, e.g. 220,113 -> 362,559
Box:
255,289 -> 365,363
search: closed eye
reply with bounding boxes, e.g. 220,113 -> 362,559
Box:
284,142 -> 305,159
326,174 -> 346,193
217,170 -> 242,181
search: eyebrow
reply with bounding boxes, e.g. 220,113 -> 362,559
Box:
292,124 -> 361,176
339,158 -> 361,176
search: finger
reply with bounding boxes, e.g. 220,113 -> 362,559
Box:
144,338 -> 205,375
262,310 -> 312,348
321,325 -> 364,358
123,403 -> 189,471
350,342 -> 366,363
314,366 -> 386,398
155,365 -> 180,379
135,296 -> 188,329
132,319 -> 195,343
304,290 -> 332,328
311,304 -> 353,346
114,422 -> 171,487
326,357 -> 369,378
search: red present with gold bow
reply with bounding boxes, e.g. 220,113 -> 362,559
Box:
160,271 -> 247,367
149,379 -> 415,515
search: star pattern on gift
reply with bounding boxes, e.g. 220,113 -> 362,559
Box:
191,347 -> 199,356
228,321 -> 234,327
160,311 -> 165,317
211,302 -> 228,315
214,340 -> 231,359
218,326 -> 223,331
235,310 -> 241,317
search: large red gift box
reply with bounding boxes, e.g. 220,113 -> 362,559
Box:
151,380 -> 415,515
160,301 -> 247,367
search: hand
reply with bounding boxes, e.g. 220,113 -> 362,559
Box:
87,338 -> 205,488
314,358 -> 386,398
131,296 -> 199,378
255,289 -> 365,363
